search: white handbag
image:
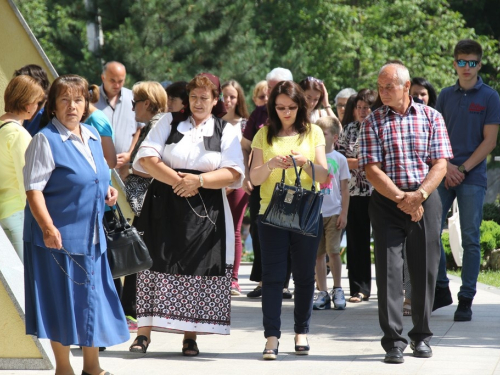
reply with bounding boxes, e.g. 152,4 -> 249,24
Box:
448,199 -> 464,267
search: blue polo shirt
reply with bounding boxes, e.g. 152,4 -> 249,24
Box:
436,76 -> 500,187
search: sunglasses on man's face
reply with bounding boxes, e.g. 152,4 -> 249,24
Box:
455,59 -> 479,68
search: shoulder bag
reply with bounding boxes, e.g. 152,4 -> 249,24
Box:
262,156 -> 323,237
104,203 -> 153,278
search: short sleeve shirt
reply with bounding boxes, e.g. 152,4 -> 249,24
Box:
436,76 -> 500,187
242,105 -> 268,141
359,98 -> 453,190
320,150 -> 350,217
251,124 -> 326,214
94,86 -> 141,154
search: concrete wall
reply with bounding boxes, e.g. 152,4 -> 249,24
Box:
0,0 -> 57,111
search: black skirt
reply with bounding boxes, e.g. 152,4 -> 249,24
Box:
136,171 -> 226,277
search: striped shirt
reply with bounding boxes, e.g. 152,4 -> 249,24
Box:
358,98 -> 453,190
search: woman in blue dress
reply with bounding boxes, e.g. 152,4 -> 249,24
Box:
23,75 -> 129,375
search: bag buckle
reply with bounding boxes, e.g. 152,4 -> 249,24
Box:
284,189 -> 295,204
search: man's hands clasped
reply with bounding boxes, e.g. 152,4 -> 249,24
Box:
396,191 -> 425,222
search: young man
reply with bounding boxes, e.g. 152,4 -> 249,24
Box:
313,117 -> 350,310
434,40 -> 500,321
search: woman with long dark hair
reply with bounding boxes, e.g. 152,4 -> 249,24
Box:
338,89 -> 377,303
250,80 -> 328,359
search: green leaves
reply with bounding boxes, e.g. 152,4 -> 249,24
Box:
14,0 -> 500,96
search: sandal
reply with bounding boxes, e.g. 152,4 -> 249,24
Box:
403,302 -> 412,316
294,337 -> 310,355
263,341 -> 279,360
129,335 -> 149,353
349,293 -> 368,303
182,338 -> 199,357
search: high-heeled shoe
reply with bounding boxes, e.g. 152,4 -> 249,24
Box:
295,337 -> 310,355
262,341 -> 279,360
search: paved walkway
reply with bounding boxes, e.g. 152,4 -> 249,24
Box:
5,264 -> 500,375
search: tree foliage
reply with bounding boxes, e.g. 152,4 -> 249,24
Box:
14,0 -> 500,96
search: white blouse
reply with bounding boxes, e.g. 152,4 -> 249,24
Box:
133,114 -> 244,188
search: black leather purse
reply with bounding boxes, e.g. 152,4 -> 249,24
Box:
104,203 -> 153,278
262,156 -> 323,237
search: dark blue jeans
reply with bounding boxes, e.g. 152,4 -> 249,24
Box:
437,182 -> 485,299
258,216 -> 322,339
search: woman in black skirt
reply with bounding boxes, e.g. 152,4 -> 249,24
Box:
130,73 -> 244,356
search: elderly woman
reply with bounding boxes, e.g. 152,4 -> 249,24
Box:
250,80 -> 328,359
0,75 -> 45,261
122,81 -> 168,213
130,73 -> 244,356
338,89 -> 377,303
298,76 -> 338,123
23,74 -> 129,375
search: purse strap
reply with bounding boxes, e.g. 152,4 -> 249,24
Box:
103,202 -> 130,234
281,156 -> 316,192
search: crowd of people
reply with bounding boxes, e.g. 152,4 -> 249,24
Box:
1,38 -> 499,373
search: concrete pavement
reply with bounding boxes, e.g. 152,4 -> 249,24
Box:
5,264 -> 500,375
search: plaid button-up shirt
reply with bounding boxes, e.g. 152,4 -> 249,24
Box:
358,98 -> 453,190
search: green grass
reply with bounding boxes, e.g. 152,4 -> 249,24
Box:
448,269 -> 500,288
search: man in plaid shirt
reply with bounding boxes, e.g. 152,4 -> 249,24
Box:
358,63 -> 453,364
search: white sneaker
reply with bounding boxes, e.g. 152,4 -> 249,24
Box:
332,288 -> 346,310
313,291 -> 331,310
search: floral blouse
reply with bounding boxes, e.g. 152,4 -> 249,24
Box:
337,121 -> 372,197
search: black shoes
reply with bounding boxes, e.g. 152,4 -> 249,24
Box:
410,341 -> 433,358
454,297 -> 473,321
384,347 -> 404,363
263,341 -> 279,360
433,286 -> 453,311
247,285 -> 262,298
282,288 -> 293,299
294,337 -> 310,355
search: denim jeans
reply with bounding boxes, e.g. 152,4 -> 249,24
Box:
437,182 -> 485,300
258,216 -> 322,339
0,210 -> 24,262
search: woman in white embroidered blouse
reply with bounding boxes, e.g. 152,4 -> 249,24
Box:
129,73 -> 244,357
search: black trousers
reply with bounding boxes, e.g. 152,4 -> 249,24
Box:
249,186 -> 291,287
258,217 -> 322,338
369,190 -> 441,351
345,196 -> 372,297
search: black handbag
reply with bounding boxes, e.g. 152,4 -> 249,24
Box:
104,203 -> 153,278
262,156 -> 323,237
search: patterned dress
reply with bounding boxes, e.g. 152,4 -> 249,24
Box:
132,114 -> 244,335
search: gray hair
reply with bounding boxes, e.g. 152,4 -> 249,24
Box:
379,63 -> 410,86
266,67 -> 293,82
334,88 -> 357,104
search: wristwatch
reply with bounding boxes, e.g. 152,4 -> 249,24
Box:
458,164 -> 468,175
199,174 -> 204,187
418,187 -> 429,201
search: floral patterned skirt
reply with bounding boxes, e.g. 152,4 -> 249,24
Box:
136,266 -> 233,335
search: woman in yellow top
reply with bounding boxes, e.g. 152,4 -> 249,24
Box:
0,75 -> 45,261
250,80 -> 328,360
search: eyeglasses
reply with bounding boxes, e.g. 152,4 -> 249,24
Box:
336,104 -> 346,109
257,95 -> 268,100
356,106 -> 371,111
132,100 -> 144,110
275,105 -> 298,112
455,59 -> 479,68
306,76 -> 323,84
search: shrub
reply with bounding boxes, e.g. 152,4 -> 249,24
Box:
480,220 -> 500,263
483,203 -> 500,225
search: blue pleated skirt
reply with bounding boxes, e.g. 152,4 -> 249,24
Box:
24,242 -> 129,347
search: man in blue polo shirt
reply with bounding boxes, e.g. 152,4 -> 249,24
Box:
434,39 -> 500,321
